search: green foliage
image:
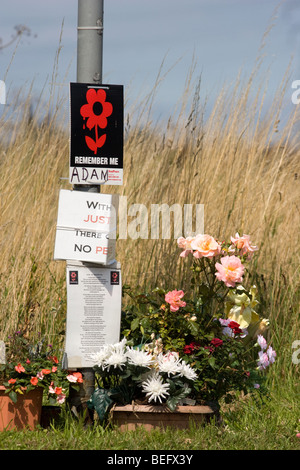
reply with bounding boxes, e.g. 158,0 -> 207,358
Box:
87,388 -> 114,421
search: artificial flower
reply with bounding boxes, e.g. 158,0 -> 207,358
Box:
141,373 -> 170,403
256,334 -> 267,350
191,234 -> 221,259
248,318 -> 270,339
126,348 -> 155,368
230,232 -> 258,258
215,255 -> 245,287
90,345 -> 113,367
183,342 -> 201,354
267,346 -> 276,365
225,285 -> 260,329
178,361 -> 198,381
257,351 -> 270,370
211,338 -> 223,347
228,321 -> 243,335
104,351 -> 127,371
165,290 -> 186,312
156,352 -> 182,376
177,236 -> 195,257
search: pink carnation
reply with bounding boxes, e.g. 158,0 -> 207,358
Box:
230,232 -> 258,257
191,234 -> 221,259
215,255 -> 244,287
177,236 -> 194,257
165,289 -> 186,312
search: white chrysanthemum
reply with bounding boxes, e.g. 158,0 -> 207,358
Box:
111,338 -> 127,354
156,352 -> 182,376
126,348 -> 155,368
90,344 -> 113,368
141,373 -> 170,403
104,351 -> 127,371
178,361 -> 198,381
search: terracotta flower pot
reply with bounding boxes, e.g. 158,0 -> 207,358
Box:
0,385 -> 43,431
110,403 -> 218,431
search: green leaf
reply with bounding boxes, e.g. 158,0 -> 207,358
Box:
208,356 -> 216,369
152,287 -> 165,295
87,388 -> 113,421
166,396 -> 179,412
131,318 -> 140,331
122,329 -> 131,337
9,390 -> 18,403
188,321 -> 199,336
48,396 -> 57,406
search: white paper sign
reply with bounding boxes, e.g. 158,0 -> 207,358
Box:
64,262 -> 122,368
54,189 -> 119,265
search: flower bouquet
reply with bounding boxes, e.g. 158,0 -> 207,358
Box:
0,330 -> 83,405
88,232 -> 276,422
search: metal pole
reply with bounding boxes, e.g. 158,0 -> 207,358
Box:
69,0 -> 104,423
74,0 -> 104,193
77,0 -> 103,85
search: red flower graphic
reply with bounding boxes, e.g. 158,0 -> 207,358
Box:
80,88 -> 113,154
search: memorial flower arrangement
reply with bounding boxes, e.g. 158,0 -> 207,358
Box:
88,232 -> 276,421
0,331 -> 83,404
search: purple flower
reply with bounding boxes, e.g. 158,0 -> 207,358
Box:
257,334 -> 267,351
257,346 -> 276,370
257,351 -> 269,370
267,346 -> 276,364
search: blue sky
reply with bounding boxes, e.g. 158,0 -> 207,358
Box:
1,0 -> 300,122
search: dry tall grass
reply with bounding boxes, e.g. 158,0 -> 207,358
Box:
0,58 -> 299,378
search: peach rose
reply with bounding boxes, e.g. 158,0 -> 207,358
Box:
177,236 -> 195,257
191,234 -> 221,259
215,255 -> 245,287
165,290 -> 186,312
230,233 -> 258,257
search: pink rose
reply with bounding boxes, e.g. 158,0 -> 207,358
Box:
230,232 -> 258,257
215,255 -> 244,287
191,234 -> 221,259
165,289 -> 186,312
177,236 -> 194,257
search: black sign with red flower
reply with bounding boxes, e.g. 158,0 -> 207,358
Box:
69,83 -> 123,185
